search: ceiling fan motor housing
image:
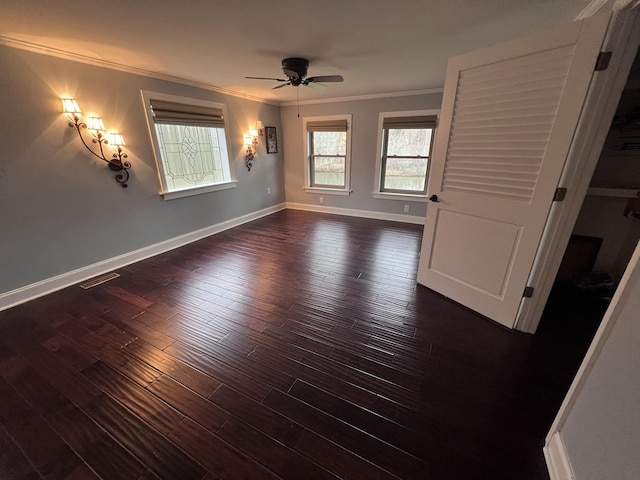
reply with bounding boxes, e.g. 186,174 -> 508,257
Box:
282,57 -> 309,85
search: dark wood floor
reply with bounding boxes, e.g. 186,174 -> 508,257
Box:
0,210 -> 601,480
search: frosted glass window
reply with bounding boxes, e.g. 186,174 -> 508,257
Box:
142,93 -> 236,199
154,124 -> 230,191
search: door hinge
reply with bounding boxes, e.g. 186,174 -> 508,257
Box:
523,286 -> 535,298
595,51 -> 612,71
553,187 -> 567,202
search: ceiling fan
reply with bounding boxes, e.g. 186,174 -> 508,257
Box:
246,57 -> 344,89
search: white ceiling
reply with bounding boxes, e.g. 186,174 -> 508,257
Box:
0,0 -> 593,104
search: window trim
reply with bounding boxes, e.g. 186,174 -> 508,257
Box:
141,90 -> 237,200
303,114 -> 352,196
373,109 -> 439,201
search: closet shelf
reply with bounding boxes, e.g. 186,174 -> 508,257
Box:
587,187 -> 640,198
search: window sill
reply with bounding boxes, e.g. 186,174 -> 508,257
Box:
372,192 -> 428,203
161,181 -> 237,200
303,187 -> 352,196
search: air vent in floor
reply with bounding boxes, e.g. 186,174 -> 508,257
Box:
78,272 -> 120,289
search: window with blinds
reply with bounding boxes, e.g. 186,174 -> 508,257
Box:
378,114 -> 437,195
303,115 -> 352,193
142,92 -> 235,199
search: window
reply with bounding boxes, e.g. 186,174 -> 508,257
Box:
142,92 -> 236,200
303,115 -> 352,195
374,111 -> 438,199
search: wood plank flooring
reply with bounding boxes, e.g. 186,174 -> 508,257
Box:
0,210 -> 599,480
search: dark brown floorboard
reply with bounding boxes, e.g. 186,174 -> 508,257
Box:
0,210 -> 600,479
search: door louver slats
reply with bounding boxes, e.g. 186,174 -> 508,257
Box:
442,45 -> 575,202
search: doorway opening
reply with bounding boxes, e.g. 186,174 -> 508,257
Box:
538,45 -> 640,345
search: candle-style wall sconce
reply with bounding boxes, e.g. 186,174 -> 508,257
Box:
62,98 -> 131,187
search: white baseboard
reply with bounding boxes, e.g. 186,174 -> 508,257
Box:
286,202 -> 426,225
544,432 -> 575,480
0,202 -> 422,311
0,203 -> 286,312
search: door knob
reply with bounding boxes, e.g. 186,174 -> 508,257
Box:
429,194 -> 439,202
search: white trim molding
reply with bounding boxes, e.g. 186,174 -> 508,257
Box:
543,241 -> 640,480
516,6 -> 640,333
0,35 -> 274,105
140,90 -> 237,199
0,203 -> 286,312
303,187 -> 352,196
286,202 -> 425,225
162,181 -> 237,200
280,88 -> 444,107
544,433 -> 576,480
372,109 -> 440,198
575,0 -> 609,20
303,114 -> 353,194
0,35 -> 443,107
372,192 -> 428,203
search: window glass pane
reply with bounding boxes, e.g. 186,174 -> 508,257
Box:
386,128 -> 432,156
383,157 -> 428,191
312,156 -> 345,186
155,123 -> 230,191
312,131 -> 346,155
383,128 -> 432,192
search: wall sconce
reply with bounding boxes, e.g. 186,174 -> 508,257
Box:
243,121 -> 263,171
62,98 -> 131,187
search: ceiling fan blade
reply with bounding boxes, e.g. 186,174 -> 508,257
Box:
306,75 -> 344,83
273,82 -> 291,90
304,82 -> 328,90
245,76 -> 288,82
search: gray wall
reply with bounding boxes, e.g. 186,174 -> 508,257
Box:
0,44 -> 284,294
560,242 -> 640,479
280,93 -> 443,217
0,44 -> 444,298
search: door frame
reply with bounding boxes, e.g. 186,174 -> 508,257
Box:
544,240 -> 640,479
515,3 -> 640,333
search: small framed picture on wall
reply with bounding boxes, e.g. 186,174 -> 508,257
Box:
265,126 -> 278,154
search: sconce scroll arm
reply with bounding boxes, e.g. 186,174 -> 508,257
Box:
67,115 -> 131,187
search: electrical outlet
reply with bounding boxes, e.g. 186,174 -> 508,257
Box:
319,196 -> 324,205
267,187 -> 271,195
403,204 -> 410,213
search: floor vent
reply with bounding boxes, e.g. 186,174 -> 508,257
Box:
79,272 -> 120,289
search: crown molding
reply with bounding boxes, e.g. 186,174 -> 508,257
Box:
0,35 -> 443,107
0,35 -> 278,106
279,88 -> 445,107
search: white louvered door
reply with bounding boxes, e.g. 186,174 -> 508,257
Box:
417,13 -> 609,328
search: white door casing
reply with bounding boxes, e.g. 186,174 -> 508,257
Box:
517,5 -> 640,333
417,12 -> 610,328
